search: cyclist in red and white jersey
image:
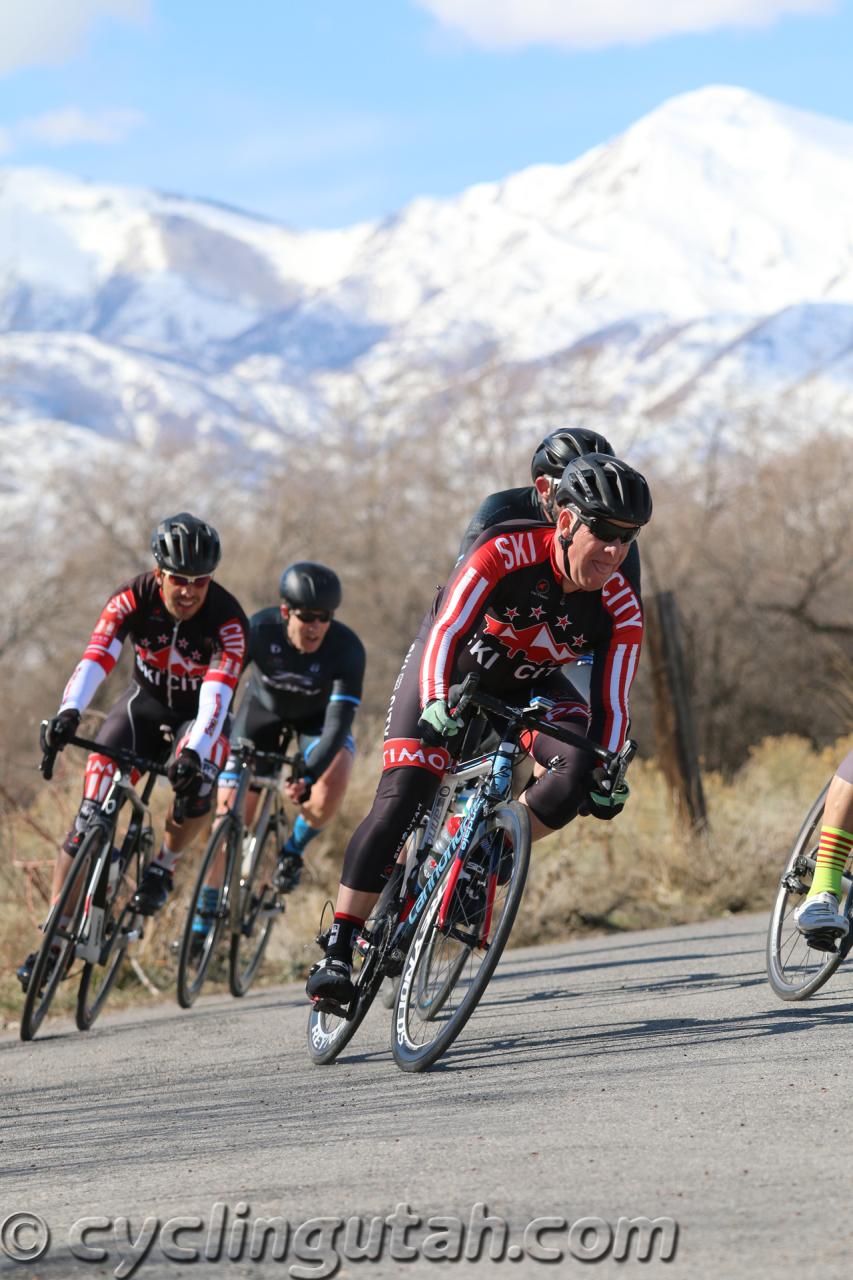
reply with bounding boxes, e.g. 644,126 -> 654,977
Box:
18,513 -> 249,992
307,455 -> 652,1005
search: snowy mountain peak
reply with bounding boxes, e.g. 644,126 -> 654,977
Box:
3,84 -> 853,497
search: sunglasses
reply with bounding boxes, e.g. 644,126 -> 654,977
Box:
292,608 -> 332,624
164,571 -> 213,587
578,514 -> 641,545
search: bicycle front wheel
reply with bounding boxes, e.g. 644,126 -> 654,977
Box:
229,813 -> 284,997
766,782 -> 849,1001
392,800 -> 530,1072
176,816 -> 237,1009
21,832 -> 97,1041
76,842 -> 144,1031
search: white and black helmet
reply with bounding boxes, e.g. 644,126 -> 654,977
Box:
151,512 -> 221,576
555,454 -> 653,526
279,562 -> 342,613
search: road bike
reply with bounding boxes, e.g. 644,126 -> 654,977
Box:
21,727 -> 173,1041
766,781 -> 853,1000
176,738 -> 298,1007
307,673 -> 635,1072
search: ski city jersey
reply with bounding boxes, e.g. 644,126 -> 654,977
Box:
59,573 -> 248,760
420,521 -> 643,753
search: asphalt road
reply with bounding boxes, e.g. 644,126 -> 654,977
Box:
2,912 -> 851,1280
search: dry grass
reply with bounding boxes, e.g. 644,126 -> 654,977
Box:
2,730 -> 847,1026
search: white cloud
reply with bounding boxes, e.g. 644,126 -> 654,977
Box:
19,107 -> 145,146
415,0 -> 836,49
0,0 -> 149,76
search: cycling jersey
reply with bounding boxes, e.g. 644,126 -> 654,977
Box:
458,483 -> 641,586
235,608 -> 365,781
59,572 -> 248,762
425,521 -> 642,754
339,520 -> 643,894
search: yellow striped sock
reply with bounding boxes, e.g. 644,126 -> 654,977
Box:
810,825 -> 853,898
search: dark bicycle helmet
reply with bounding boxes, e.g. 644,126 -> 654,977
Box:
151,512 -> 221,575
554,454 -> 653,525
279,562 -> 342,613
530,428 -> 615,482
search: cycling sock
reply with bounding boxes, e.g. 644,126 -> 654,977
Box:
809,825 -> 853,898
282,815 -> 321,860
326,914 -> 364,962
153,844 -> 180,873
192,885 -> 220,932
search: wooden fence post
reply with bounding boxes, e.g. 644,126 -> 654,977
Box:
645,591 -> 708,832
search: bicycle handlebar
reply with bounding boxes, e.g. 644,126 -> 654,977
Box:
39,724 -> 174,783
437,674 -> 637,787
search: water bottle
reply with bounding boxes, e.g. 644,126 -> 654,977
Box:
419,789 -> 473,885
492,748 -> 514,794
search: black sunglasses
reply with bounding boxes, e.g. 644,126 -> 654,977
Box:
292,609 -> 332,624
578,514 -> 641,545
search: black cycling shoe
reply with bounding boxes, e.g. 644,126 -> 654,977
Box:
306,956 -> 355,1005
132,864 -> 173,916
17,948 -> 60,994
274,853 -> 303,894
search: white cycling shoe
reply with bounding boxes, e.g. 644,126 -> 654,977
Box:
794,891 -> 849,940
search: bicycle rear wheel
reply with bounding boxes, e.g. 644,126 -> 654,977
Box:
229,812 -> 285,997
176,816 -> 237,1008
766,783 -> 850,1000
20,833 -> 96,1041
392,800 -> 530,1072
76,843 -> 145,1030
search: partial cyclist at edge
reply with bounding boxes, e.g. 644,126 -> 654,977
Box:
214,561 -> 365,906
18,513 -> 249,992
793,755 -> 853,949
306,453 -> 653,1006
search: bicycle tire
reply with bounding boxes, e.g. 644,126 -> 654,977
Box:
229,810 -> 284,997
20,831 -> 98,1041
766,782 -> 850,1001
176,815 -> 237,1008
307,867 -> 404,1066
415,926 -> 469,1020
76,839 -> 145,1030
392,800 -> 530,1072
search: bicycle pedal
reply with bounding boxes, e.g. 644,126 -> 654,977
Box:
311,995 -> 355,1020
806,928 -> 842,954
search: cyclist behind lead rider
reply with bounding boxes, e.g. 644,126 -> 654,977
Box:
307,454 -> 652,1005
18,513 -> 248,992
214,562 -> 365,907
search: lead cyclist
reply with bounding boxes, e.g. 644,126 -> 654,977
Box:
306,454 -> 653,1007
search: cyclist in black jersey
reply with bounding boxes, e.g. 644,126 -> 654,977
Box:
307,455 -> 653,1005
214,562 -> 365,897
18,513 -> 249,993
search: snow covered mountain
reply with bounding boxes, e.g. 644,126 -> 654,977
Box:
3,83 -> 853,493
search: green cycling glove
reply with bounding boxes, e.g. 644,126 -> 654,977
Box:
418,699 -> 461,739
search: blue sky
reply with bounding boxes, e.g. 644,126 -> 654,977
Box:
0,0 -> 850,228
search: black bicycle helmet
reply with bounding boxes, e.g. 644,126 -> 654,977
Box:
530,428 -> 615,482
279,562 -> 342,613
151,512 -> 221,575
554,454 -> 653,525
